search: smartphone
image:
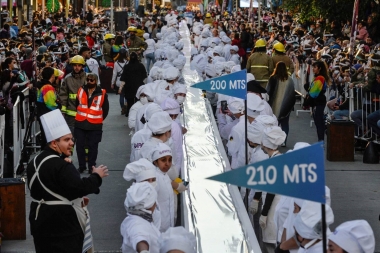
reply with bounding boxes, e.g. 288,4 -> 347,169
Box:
221,100 -> 228,113
182,180 -> 189,187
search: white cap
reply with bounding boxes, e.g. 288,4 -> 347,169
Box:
230,45 -> 239,52
190,54 -> 207,75
248,121 -> 265,144
213,45 -> 223,55
151,143 -> 172,161
262,126 -> 286,149
329,220 -> 375,253
144,103 -> 163,122
147,111 -> 172,134
205,63 -> 217,77
294,198 -> 304,208
254,115 -> 277,127
173,55 -> 186,70
173,84 -> 187,94
161,97 -> 180,115
125,182 -> 157,210
224,61 -> 236,72
231,65 -> 241,73
294,201 -> 334,240
160,227 -> 197,253
144,83 -> 157,101
247,73 -> 255,82
143,33 -> 150,39
135,85 -> 146,99
163,67 -> 179,80
191,47 -> 198,56
123,158 -> 156,182
40,109 -> 71,142
228,98 -> 245,114
149,67 -> 162,81
221,36 -> 231,44
247,93 -> 265,118
215,61 -> 225,76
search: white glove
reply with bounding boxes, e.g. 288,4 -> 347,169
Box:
167,166 -> 179,181
176,182 -> 187,193
259,215 -> 267,229
248,199 -> 259,215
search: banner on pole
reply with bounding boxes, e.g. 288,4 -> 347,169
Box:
207,142 -> 326,204
191,69 -> 247,99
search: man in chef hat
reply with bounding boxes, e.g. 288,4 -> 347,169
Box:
159,226 -> 197,253
328,220 -> 375,253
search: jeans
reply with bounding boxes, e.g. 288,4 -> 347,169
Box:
145,52 -> 155,72
119,93 -> 125,109
367,110 -> 380,135
278,115 -> 290,144
74,128 -> 103,170
351,110 -> 367,135
313,105 -> 325,141
332,109 -> 349,119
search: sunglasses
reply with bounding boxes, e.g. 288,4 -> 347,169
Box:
87,78 -> 95,82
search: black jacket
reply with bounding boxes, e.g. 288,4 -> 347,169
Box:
120,60 -> 147,99
27,147 -> 102,237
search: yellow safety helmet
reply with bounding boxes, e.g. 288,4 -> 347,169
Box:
224,11 -> 228,16
127,26 -> 138,33
104,33 -> 116,40
205,13 -> 211,18
70,55 -> 86,65
255,38 -> 266,48
273,42 -> 286,53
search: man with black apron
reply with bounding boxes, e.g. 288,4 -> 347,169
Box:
27,109 -> 109,253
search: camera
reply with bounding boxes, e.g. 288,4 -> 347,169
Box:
221,100 -> 228,113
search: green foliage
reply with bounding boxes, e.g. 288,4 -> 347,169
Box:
46,0 -> 60,13
102,0 -> 111,7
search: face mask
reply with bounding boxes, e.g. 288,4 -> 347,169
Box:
176,95 -> 185,104
87,82 -> 97,88
140,96 -> 149,105
150,181 -> 157,188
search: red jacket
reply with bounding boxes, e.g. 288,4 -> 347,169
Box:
86,36 -> 95,49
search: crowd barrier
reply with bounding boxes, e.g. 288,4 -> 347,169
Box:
180,21 -> 261,252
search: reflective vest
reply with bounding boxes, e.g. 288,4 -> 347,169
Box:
75,87 -> 106,124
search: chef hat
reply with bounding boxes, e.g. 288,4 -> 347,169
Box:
210,37 -> 221,46
262,126 -> 286,149
224,61 -> 237,73
40,109 -> 71,142
247,120 -> 265,144
143,33 -> 150,40
247,73 -> 255,82
135,85 -> 146,99
143,83 -> 157,101
228,98 -> 245,114
294,201 -> 334,240
205,63 -> 217,78
294,198 -> 304,208
207,50 -> 214,59
219,31 -> 226,38
156,33 -> 162,39
254,115 -> 278,128
163,67 -> 179,81
162,62 -> 174,69
230,45 -> 239,52
215,61 -> 225,76
190,54 -> 207,76
173,84 -> 187,95
173,55 -> 186,70
201,29 -> 211,38
221,35 -> 231,44
123,158 -> 156,182
145,103 -> 163,122
151,143 -> 172,161
167,49 -> 179,62
200,38 -> 209,47
231,65 -> 241,73
246,93 -> 265,118
149,67 -> 161,81
175,41 -> 184,50
329,220 -> 375,253
159,227 -> 197,253
125,182 -> 157,210
191,47 -> 198,56
147,111 -> 172,134
161,97 -> 180,115
213,45 -> 223,56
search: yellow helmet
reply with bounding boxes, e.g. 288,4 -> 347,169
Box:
127,26 -> 138,32
70,55 -> 86,65
224,11 -> 228,16
273,42 -> 286,53
104,33 -> 116,40
255,39 -> 266,48
205,13 -> 211,18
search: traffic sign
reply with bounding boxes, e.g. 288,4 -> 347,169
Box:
191,70 -> 247,99
207,142 -> 326,204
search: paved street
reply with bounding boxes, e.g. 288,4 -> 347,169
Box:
3,93 -> 380,252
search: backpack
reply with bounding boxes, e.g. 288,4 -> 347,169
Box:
116,62 -> 124,77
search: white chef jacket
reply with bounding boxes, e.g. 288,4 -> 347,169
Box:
120,214 -> 160,253
130,125 -> 152,162
170,121 -> 183,175
247,145 -> 269,203
282,201 -> 299,253
135,102 -> 153,133
229,54 -> 241,66
274,196 -> 292,243
128,101 -> 144,129
217,112 -> 238,141
223,44 -> 231,61
227,115 -> 246,169
297,240 -> 323,253
156,168 -> 174,232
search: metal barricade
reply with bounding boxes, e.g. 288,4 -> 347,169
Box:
0,114 -> 5,177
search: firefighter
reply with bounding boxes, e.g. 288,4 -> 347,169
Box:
126,26 -> 147,61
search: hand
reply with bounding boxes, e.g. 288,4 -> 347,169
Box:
333,105 -> 339,110
82,197 -> 89,207
64,157 -> 72,163
259,215 -> 267,229
118,89 -> 122,94
92,165 -> 109,178
182,127 -> 187,134
249,199 -> 259,215
176,182 -> 187,193
111,84 -> 114,89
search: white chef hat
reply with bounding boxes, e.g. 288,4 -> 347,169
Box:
200,38 -> 209,47
147,111 -> 172,134
149,67 -> 161,81
125,181 -> 157,210
161,97 -> 180,115
228,98 -> 245,114
144,103 -> 163,122
159,227 -> 197,253
294,198 -> 304,208
163,66 -> 179,81
329,220 -> 375,253
213,45 -> 223,55
221,35 -> 231,44
262,126 -> 286,149
190,54 -> 207,76
247,121 -> 265,144
143,33 -> 150,40
156,33 -> 162,39
254,115 -> 277,128
173,84 -> 187,95
143,83 -> 157,101
155,49 -> 163,60
191,47 -> 198,56
230,45 -> 239,52
247,73 -> 255,82
205,63 -> 217,77
294,201 -> 334,240
173,55 -> 186,70
123,158 -> 156,182
40,109 -> 71,142
151,143 -> 172,162
175,41 -> 184,50
219,31 -> 226,38
201,29 -> 211,38
224,61 -> 236,73
247,93 -> 265,118
231,65 -> 241,73
135,85 -> 146,99
215,61 -> 225,76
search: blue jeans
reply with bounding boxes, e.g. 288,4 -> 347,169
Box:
145,52 -> 155,72
74,128 -> 103,170
367,110 -> 380,135
332,109 -> 349,119
313,105 -> 325,141
351,110 -> 367,135
119,93 -> 124,109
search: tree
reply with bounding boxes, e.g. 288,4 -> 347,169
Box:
46,0 -> 60,13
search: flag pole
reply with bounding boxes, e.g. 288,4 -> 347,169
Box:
321,204 -> 327,253
244,93 -> 249,211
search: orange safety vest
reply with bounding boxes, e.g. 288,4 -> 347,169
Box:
75,87 -> 106,124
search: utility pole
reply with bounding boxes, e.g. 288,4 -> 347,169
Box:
110,0 -> 114,33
